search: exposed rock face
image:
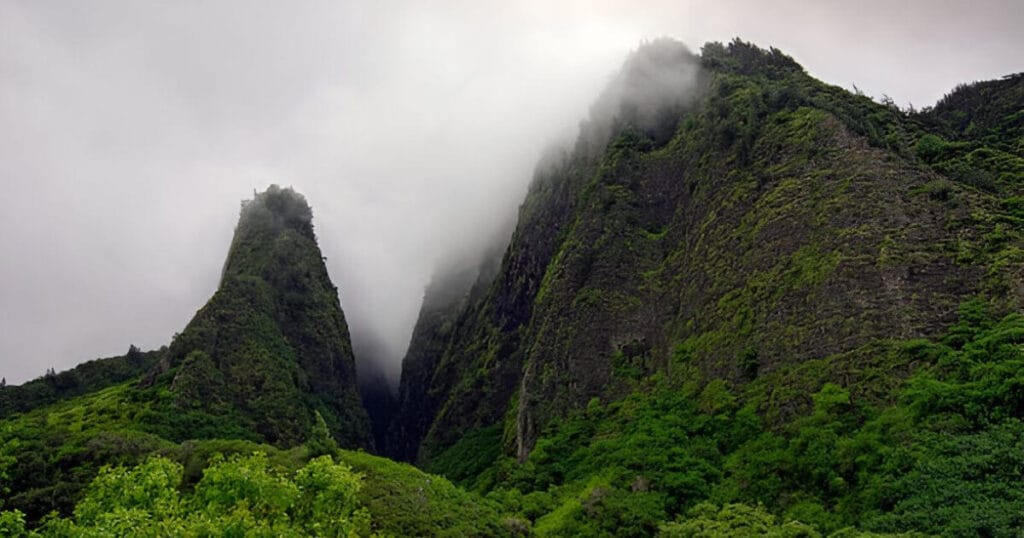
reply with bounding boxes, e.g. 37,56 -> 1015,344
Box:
390,40 -> 1024,465
385,258 -> 497,461
144,185 -> 372,448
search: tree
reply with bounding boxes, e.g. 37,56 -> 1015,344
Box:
126,345 -> 144,367
660,502 -> 820,537
36,452 -> 374,536
294,456 -> 371,536
307,411 -> 339,458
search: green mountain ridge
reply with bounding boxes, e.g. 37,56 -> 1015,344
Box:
386,39 -> 1024,535
140,185 -> 371,448
2,38 -> 1023,536
1,185 -> 378,525
391,39 -> 1024,466
0,345 -> 161,419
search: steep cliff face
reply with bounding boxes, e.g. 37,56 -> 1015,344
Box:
388,38 -> 703,464
391,39 -> 1024,466
383,247 -> 503,461
143,185 -> 371,448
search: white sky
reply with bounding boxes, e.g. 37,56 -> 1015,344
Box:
1,0 -> 1021,384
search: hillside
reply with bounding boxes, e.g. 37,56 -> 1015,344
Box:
0,186 -> 373,523
2,38 -> 1023,537
0,382 -> 509,535
388,39 -> 1024,535
0,345 -> 161,418
139,185 -> 371,448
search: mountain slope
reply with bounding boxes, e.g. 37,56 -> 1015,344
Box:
3,38 -> 1023,537
392,38 -> 1024,482
385,258 -> 499,462
918,72 -> 1023,150
0,345 -> 161,418
141,185 -> 371,448
0,186 -> 374,522
0,381 -> 511,535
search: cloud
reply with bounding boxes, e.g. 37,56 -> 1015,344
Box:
1,0 -> 1022,385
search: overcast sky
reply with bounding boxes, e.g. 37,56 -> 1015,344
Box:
1,0 -> 1021,385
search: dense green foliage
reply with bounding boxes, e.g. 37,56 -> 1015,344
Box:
3,41 -> 1023,536
142,185 -> 370,448
432,302 -> 1022,536
0,346 -> 160,418
916,73 -> 1023,153
0,185 -> 376,523
390,39 -> 1024,536
396,37 -> 1023,468
0,390 -> 510,535
1,453 -> 369,536
336,450 -> 509,537
0,383 -> 175,521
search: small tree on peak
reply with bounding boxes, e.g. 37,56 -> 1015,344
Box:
307,411 -> 339,458
126,344 -> 144,367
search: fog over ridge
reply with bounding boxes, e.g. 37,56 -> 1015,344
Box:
1,1 -> 1022,385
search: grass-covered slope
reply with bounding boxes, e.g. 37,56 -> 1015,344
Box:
1,382 -> 176,521
0,386 -> 511,535
337,449 -> 511,536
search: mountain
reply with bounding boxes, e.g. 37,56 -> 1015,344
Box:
392,38 -> 1023,464
0,186 -> 373,523
140,185 -> 371,448
0,185 -> 511,536
3,39 -> 1024,537
385,256 -> 500,461
386,39 -> 1024,535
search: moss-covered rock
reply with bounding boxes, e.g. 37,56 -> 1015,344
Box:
392,39 -> 1024,472
142,185 -> 371,448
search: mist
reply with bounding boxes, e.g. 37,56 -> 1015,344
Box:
2,1 -> 1022,386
